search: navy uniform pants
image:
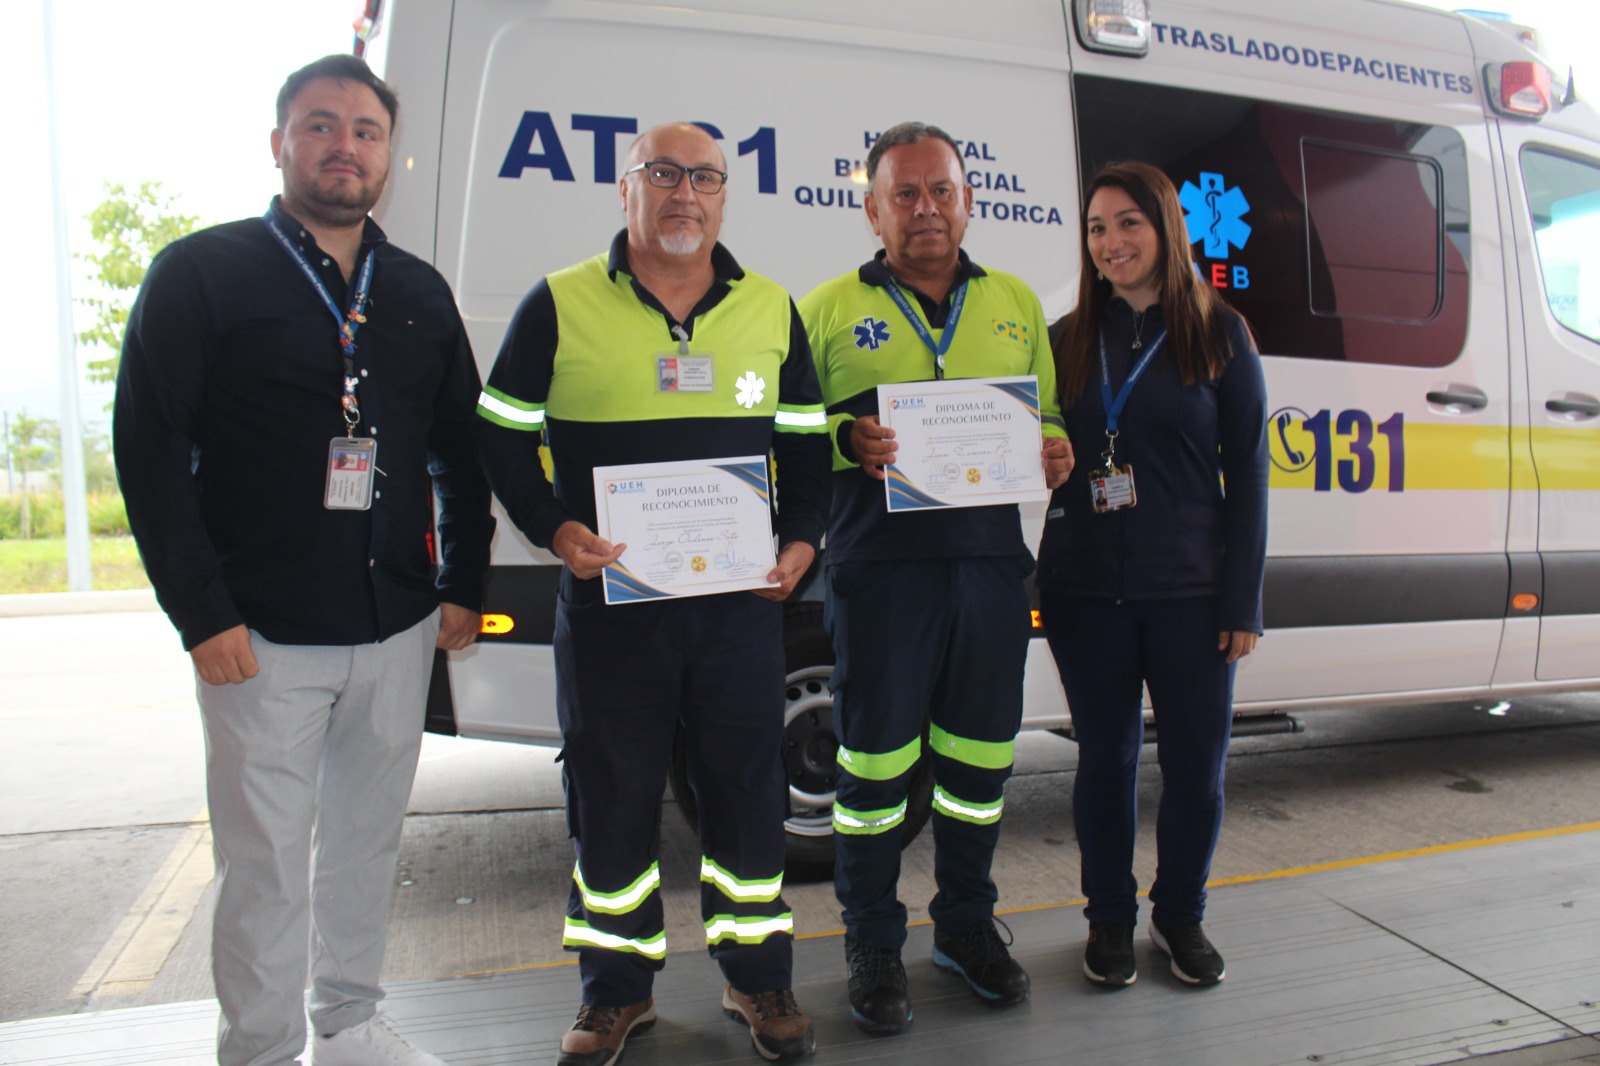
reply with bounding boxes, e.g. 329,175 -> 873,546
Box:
555,572 -> 793,1006
1039,592 -> 1236,927
826,555 -> 1033,950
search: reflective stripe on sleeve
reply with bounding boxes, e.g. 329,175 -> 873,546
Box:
573,861 -> 660,915
775,403 -> 828,432
932,785 -> 1004,826
700,858 -> 783,903
704,913 -> 794,945
836,735 -> 921,781
477,386 -> 546,430
928,723 -> 1015,770
562,918 -> 667,958
832,800 -> 907,835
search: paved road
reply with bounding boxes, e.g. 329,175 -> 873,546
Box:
4,610 -> 1599,1025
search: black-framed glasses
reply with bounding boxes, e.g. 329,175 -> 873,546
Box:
624,160 -> 728,193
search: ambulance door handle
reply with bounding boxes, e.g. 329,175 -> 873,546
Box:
1425,386 -> 1488,411
1546,394 -> 1600,418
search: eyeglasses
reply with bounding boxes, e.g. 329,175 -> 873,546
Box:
624,160 -> 728,194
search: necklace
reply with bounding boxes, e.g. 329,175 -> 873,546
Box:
1131,309 -> 1146,350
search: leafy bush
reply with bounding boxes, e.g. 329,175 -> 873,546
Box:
87,491 -> 130,535
0,492 -> 128,538
0,493 -> 65,539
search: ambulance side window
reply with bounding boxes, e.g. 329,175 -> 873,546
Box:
1303,143 -> 1444,322
1073,75 -> 1469,366
1520,147 -> 1600,345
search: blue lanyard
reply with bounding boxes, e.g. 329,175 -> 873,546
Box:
1098,328 -> 1167,435
883,278 -> 968,380
262,211 -> 376,435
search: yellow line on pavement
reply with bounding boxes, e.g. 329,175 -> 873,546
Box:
985,819 -> 1600,919
1202,819 -> 1600,890
73,808 -> 214,1000
460,819 -> 1600,973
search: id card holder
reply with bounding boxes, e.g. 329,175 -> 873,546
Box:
657,353 -> 715,392
1089,463 -> 1136,513
325,437 -> 377,510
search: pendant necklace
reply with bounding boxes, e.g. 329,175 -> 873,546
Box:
1131,309 -> 1146,350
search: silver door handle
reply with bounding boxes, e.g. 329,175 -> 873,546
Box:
1426,387 -> 1488,410
1546,396 -> 1600,417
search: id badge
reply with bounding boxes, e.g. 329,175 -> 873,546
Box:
325,437 -> 377,510
1089,463 -> 1136,513
657,354 -> 715,392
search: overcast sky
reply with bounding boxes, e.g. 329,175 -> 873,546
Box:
1,0 -> 352,427
2,0 -> 1596,435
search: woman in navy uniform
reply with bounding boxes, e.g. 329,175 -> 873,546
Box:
1038,161 -> 1268,990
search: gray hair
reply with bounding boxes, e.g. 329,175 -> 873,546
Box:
865,122 -> 962,185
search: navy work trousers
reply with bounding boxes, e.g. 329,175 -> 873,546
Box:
827,555 -> 1032,949
1039,592 -> 1236,927
555,573 -> 792,1006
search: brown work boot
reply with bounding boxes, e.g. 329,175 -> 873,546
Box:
556,999 -> 656,1066
721,986 -> 816,1061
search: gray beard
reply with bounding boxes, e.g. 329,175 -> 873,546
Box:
659,231 -> 704,256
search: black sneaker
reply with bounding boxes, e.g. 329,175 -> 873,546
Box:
1083,922 -> 1137,988
1150,922 -> 1226,986
844,937 -> 912,1033
931,918 -> 1031,1007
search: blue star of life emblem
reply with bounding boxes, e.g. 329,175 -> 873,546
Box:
1180,171 -> 1251,259
853,317 -> 891,350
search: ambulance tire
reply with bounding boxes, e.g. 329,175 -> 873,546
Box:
668,601 -> 935,882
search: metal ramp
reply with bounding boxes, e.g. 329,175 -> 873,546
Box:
5,827 -> 1599,1065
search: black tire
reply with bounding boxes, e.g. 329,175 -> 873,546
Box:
669,600 -> 934,883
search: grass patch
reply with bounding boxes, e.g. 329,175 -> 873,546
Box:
0,536 -> 150,595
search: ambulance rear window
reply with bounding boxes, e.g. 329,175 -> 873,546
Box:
1073,75 -> 1470,367
1520,147 -> 1600,345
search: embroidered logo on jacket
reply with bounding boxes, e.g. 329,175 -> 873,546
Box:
735,372 -> 766,409
992,320 -> 1032,348
853,317 -> 891,350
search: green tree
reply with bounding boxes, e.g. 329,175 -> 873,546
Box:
77,181 -> 200,385
8,409 -> 59,480
6,410 -> 61,540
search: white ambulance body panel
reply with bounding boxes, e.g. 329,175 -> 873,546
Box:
367,0 -> 1600,748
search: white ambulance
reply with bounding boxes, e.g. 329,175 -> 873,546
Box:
360,0 -> 1600,876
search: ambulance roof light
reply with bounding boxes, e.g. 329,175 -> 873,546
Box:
1489,61 -> 1552,118
1075,0 -> 1150,57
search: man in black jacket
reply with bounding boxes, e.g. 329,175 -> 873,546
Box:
114,55 -> 492,1066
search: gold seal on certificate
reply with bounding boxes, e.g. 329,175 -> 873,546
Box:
592,455 -> 778,604
877,376 -> 1047,512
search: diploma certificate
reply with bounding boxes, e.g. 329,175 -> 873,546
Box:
878,376 -> 1047,511
592,456 -> 777,604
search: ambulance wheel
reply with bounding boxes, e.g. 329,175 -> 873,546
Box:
668,601 -> 934,883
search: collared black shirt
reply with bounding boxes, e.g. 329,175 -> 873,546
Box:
114,198 -> 494,650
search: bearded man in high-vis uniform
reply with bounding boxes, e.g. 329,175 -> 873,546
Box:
476,122 -> 830,1066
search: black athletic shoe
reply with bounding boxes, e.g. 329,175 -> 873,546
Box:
1150,921 -> 1226,986
1083,922 -> 1137,987
845,937 -> 913,1033
931,918 -> 1031,1007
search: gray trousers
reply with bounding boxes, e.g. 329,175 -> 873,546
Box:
197,610 -> 440,1066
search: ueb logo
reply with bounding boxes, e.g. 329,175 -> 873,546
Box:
890,397 -> 925,410
608,480 -> 646,494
